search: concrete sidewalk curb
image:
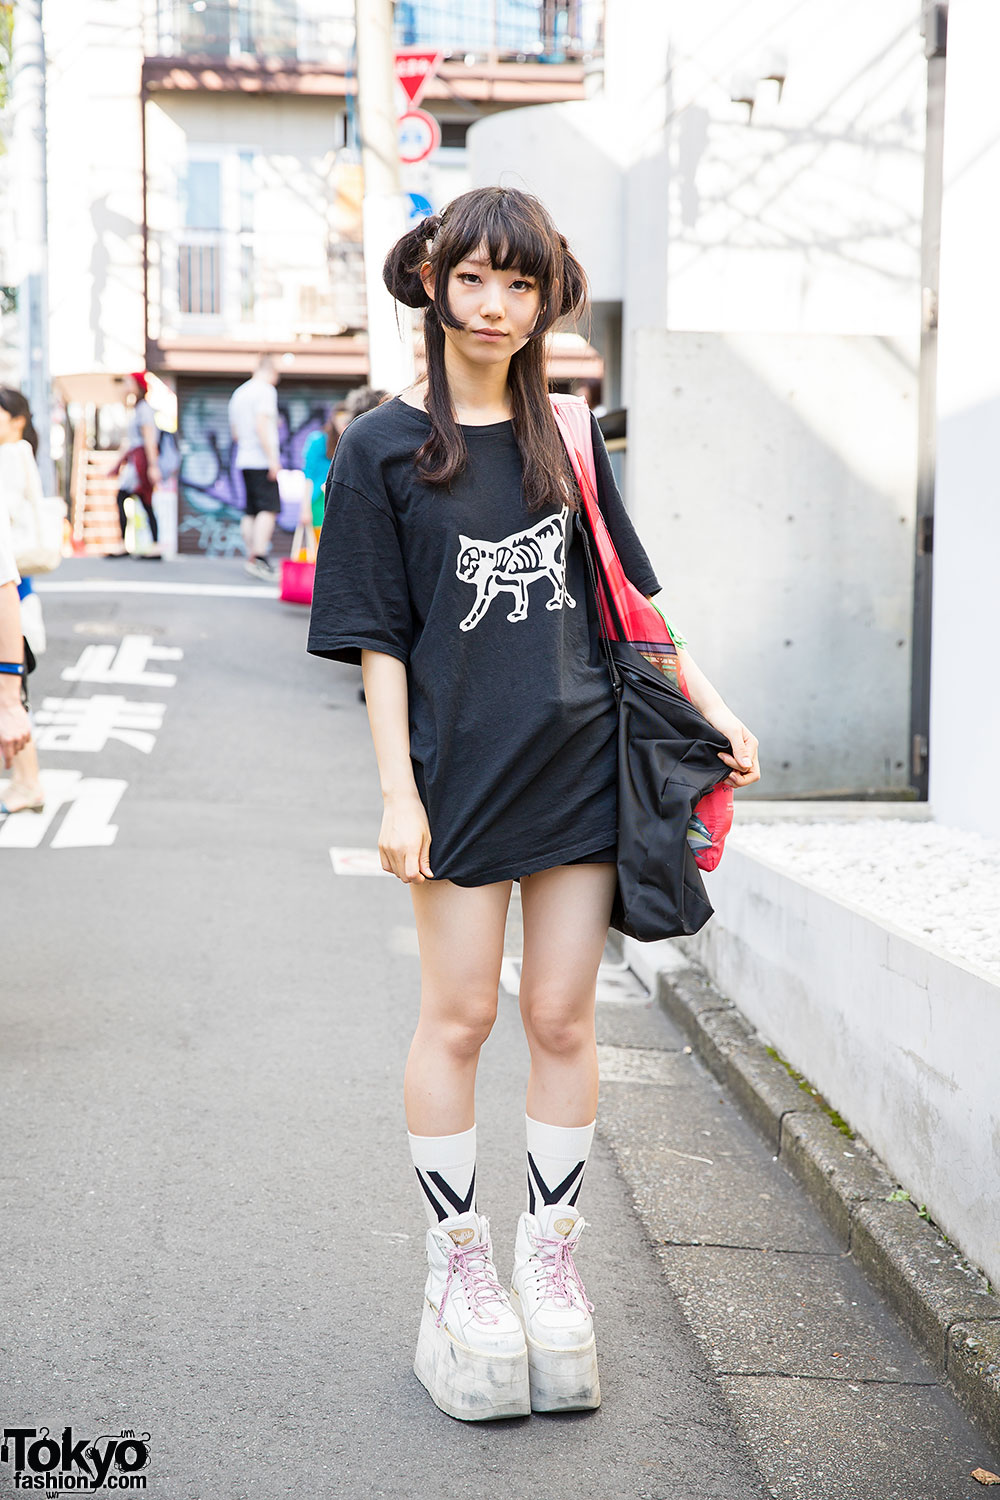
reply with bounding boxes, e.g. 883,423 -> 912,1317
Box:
648,953 -> 1000,1445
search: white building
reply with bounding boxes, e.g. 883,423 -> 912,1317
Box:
470,0 -> 933,802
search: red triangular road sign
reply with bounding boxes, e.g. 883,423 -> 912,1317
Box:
394,48 -> 442,109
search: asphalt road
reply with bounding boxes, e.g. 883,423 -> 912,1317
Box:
2,557 -> 996,1499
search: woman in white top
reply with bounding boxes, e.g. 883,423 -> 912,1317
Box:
0,388 -> 45,812
0,491 -> 31,772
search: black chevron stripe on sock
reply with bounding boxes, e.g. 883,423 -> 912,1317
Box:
416,1166 -> 476,1221
527,1152 -> 585,1209
415,1168 -> 450,1223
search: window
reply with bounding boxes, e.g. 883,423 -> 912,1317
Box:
179,244 -> 220,315
439,121 -> 470,149
184,160 -> 221,231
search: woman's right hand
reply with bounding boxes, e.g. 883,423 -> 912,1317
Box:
378,791 -> 434,883
0,699 -> 31,768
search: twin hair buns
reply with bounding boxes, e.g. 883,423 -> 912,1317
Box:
381,213 -> 586,321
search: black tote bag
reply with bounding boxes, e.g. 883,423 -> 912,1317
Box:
575,511 -> 734,941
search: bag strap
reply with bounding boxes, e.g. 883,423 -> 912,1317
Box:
574,509 -> 623,699
549,396 -> 626,694
290,523 -> 317,564
549,396 -> 630,640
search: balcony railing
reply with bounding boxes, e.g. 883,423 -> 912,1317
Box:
149,228 -> 367,344
150,0 -> 602,65
151,0 -> 353,65
394,1 -> 603,63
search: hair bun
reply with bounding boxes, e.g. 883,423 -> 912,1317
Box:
382,218 -> 438,308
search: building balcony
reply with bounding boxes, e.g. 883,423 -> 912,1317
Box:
150,0 -> 603,66
147,226 -> 368,370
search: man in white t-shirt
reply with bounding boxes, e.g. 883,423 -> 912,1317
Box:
229,354 -> 281,581
0,501 -> 32,769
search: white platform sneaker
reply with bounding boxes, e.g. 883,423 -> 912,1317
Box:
510,1204 -> 600,1411
414,1211 -> 530,1421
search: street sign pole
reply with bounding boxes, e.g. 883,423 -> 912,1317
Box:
353,0 -> 414,392
10,0 -> 53,492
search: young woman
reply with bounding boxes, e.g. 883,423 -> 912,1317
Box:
106,372 -> 161,559
307,187 -> 760,1422
0,388 -> 45,815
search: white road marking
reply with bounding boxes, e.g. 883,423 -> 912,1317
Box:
34,696 -> 166,754
37,581 -> 278,598
51,777 -> 127,848
499,957 -> 521,995
62,634 -> 183,687
329,846 -> 393,876
0,770 -> 126,849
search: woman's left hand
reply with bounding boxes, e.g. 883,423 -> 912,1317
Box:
706,711 -> 761,788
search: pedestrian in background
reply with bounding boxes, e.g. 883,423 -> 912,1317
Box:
299,386 -> 389,536
0,388 -> 45,814
229,354 -> 281,581
308,187 -> 760,1424
107,372 -> 162,559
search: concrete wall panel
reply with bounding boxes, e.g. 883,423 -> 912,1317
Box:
629,329 -> 918,795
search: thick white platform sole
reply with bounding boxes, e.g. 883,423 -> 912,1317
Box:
413,1299 -> 530,1422
511,1290 -> 602,1412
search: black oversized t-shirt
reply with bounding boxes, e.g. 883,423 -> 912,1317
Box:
307,396 -> 661,885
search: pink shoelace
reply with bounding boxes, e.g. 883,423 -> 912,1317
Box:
529,1232 -> 595,1313
436,1240 -> 509,1328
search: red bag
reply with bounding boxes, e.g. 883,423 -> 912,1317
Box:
279,524 -> 316,606
550,395 -> 733,871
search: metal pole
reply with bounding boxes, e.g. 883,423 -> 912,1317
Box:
353,0 -> 414,392
10,0 -> 53,491
909,1 -> 948,799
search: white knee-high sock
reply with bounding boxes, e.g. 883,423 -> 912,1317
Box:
525,1115 -> 596,1216
408,1125 -> 477,1227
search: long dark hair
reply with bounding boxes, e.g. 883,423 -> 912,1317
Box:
0,388 -> 39,456
382,186 -> 588,512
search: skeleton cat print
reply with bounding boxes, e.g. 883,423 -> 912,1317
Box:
455,507 -> 576,631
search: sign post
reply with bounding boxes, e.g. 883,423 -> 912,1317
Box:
393,48 -> 443,110
397,109 -> 442,165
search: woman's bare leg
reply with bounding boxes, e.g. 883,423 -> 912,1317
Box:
511,862 -> 615,1413
517,863 -> 617,1125
2,738 -> 44,811
405,876 -> 513,1135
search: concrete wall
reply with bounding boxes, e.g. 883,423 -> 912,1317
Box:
469,0 -> 925,355
44,0 -> 146,375
928,0 -> 1000,838
654,2 -> 924,344
468,0 -> 926,797
629,330 -> 918,795
633,849 -> 1000,1292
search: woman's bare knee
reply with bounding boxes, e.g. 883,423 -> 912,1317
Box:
521,993 -> 593,1058
417,994 -> 498,1060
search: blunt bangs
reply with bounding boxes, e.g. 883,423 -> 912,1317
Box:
433,189 -> 562,333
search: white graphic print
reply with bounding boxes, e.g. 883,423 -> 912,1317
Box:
456,507 -> 576,631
